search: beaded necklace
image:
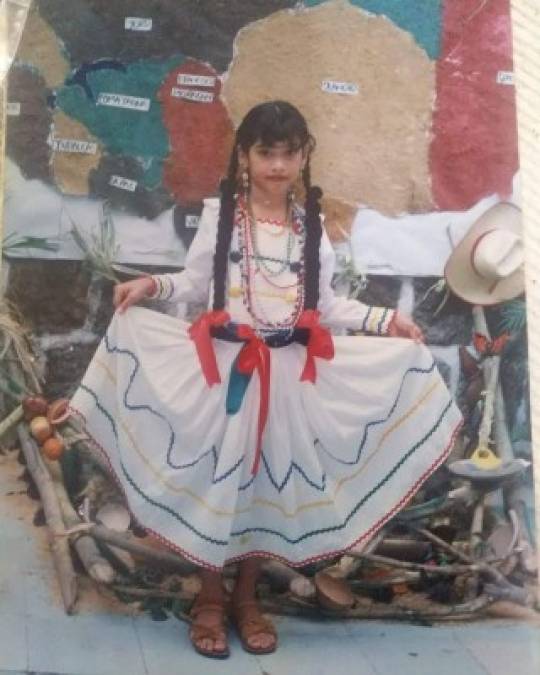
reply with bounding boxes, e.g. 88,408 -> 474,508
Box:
236,199 -> 306,331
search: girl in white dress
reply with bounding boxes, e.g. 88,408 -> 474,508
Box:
71,101 -> 462,658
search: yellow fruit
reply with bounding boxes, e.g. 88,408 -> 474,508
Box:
29,416 -> 53,444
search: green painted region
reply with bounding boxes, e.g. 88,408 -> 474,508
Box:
56,56 -> 184,188
305,0 -> 441,59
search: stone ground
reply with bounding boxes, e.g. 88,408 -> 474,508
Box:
1,449 -> 539,675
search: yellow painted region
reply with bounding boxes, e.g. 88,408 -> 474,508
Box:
17,8 -> 70,89
223,0 -> 435,216
51,111 -> 102,196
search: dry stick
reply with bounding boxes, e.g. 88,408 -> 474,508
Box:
260,594 -> 494,622
45,458 -> 115,585
88,524 -> 197,575
17,424 -> 78,614
357,552 -> 477,576
0,403 -> 23,440
413,526 -> 531,605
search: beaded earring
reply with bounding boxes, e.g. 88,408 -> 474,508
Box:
242,170 -> 250,193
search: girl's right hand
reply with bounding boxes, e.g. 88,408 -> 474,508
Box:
113,277 -> 156,314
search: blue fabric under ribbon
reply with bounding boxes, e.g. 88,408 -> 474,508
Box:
226,354 -> 252,415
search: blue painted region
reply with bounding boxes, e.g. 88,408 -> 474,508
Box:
56,56 -> 184,188
305,0 -> 442,59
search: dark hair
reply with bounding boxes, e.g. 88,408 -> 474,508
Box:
212,100 -> 323,313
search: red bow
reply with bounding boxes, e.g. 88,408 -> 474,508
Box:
236,325 -> 271,475
296,310 -> 335,383
473,332 -> 510,357
188,310 -> 230,386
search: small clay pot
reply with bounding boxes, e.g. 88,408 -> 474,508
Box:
22,396 -> 49,421
41,436 -> 65,461
314,571 -> 355,611
47,398 -> 71,426
29,416 -> 53,444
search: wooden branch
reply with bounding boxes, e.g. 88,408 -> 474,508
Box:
355,553 -> 476,576
45,458 -> 115,585
17,424 -> 78,614
0,404 -> 23,440
261,559 -> 316,598
259,594 -> 495,622
87,524 -> 196,574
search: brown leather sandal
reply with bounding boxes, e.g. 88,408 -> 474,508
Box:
230,599 -> 277,655
189,600 -> 230,659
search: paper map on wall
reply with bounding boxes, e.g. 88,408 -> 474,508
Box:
3,0 -> 518,272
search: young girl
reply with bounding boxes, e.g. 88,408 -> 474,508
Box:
71,101 -> 462,658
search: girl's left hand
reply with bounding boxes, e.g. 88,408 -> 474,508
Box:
387,311 -> 424,343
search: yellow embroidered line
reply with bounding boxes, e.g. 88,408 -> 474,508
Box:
249,377 -> 442,518
367,307 -> 382,333
92,357 -> 441,519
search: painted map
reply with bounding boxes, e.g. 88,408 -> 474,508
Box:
3,0 -> 519,270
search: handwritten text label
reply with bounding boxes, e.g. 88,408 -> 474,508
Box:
177,74 -> 216,88
125,17 -> 153,31
496,71 -> 514,85
97,93 -> 151,111
109,175 -> 138,192
321,80 -> 359,95
171,87 -> 214,103
52,138 -> 98,154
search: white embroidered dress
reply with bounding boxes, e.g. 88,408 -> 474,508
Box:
71,198 -> 463,569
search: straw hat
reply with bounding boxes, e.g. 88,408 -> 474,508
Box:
444,202 -> 524,305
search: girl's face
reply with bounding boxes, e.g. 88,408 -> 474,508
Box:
239,140 -> 305,200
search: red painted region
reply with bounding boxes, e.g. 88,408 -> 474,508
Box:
159,60 -> 234,206
430,0 -> 518,211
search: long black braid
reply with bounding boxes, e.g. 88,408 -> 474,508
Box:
212,152 -> 238,310
212,100 -> 323,314
301,157 -> 323,311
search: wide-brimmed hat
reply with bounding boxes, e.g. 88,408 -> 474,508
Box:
444,202 -> 524,305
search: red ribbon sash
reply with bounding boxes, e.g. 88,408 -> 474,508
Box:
296,310 -> 335,383
236,325 -> 271,476
188,310 -> 230,386
473,331 -> 510,357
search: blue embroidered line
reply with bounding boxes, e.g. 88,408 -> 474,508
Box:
318,360 -> 437,466
230,398 -> 455,543
361,307 -> 372,333
103,333 -> 245,482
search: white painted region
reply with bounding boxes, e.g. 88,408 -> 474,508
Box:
170,87 -> 214,103
185,215 -> 201,229
497,71 -> 514,85
321,80 -> 359,95
97,93 -> 151,112
177,74 -> 216,88
7,102 -> 21,116
125,17 -> 153,31
348,173 -> 521,276
109,175 -> 138,192
51,138 -> 98,154
3,159 -> 186,267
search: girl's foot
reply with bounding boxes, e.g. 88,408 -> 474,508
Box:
231,597 -> 277,654
189,599 -> 229,659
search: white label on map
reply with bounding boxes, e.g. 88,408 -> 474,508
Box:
177,74 -> 216,88
109,175 -> 138,192
125,17 -> 153,31
7,102 -> 21,116
496,70 -> 514,85
185,215 -> 201,229
97,93 -> 151,111
51,138 -> 98,154
171,87 -> 215,103
321,80 -> 359,95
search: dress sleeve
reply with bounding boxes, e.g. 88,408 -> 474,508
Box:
317,228 -> 396,334
148,198 -> 219,305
